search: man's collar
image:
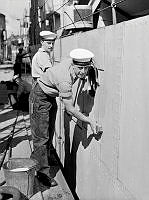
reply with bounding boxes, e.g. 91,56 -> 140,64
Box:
39,48 -> 52,57
39,47 -> 46,52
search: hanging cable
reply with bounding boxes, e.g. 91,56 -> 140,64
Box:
0,110 -> 20,170
56,0 -> 126,32
52,0 -> 71,14
33,0 -> 71,29
73,4 -> 86,28
30,0 -> 126,43
64,11 -> 77,28
22,111 -> 33,154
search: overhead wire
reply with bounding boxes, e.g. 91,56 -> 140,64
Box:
52,0 -> 72,14
32,0 -> 126,33
0,110 -> 20,170
64,11 -> 77,28
22,111 -> 33,154
30,0 -> 126,42
33,0 -> 71,29
56,0 -> 126,32
73,4 -> 86,28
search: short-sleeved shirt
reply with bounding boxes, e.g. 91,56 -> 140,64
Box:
31,48 -> 53,78
38,58 -> 77,98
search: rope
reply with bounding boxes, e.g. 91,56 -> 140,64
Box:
0,110 -> 20,170
22,111 -> 33,154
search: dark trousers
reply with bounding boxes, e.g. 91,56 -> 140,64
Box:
29,83 -> 57,173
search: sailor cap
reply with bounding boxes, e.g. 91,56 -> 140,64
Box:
40,31 -> 57,41
70,48 -> 94,66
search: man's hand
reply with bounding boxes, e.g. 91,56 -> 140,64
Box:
89,120 -> 103,135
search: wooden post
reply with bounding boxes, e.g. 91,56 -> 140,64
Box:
51,0 -> 55,32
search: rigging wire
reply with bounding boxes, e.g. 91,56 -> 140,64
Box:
33,0 -> 72,35
73,4 -> 86,28
38,0 -> 71,12
56,0 -> 126,32
33,0 -> 71,27
52,0 -> 71,14
33,0 -> 126,32
22,111 -> 33,154
64,11 -> 77,28
30,0 -> 126,42
0,110 -> 20,170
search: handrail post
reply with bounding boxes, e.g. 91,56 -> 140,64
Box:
111,0 -> 117,24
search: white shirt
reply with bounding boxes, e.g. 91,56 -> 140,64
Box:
31,48 -> 53,78
38,58 -> 77,98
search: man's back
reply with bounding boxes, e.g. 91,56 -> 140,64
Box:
31,48 -> 53,78
38,58 -> 74,98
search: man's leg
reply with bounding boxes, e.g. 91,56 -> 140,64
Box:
47,98 -> 58,165
29,84 -> 50,171
29,84 -> 57,186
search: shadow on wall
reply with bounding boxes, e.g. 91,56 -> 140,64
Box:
63,79 -> 102,194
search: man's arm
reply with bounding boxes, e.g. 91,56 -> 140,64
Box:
62,96 -> 102,134
37,52 -> 53,72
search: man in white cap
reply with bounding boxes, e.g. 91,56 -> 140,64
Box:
31,30 -> 57,83
29,48 -> 102,187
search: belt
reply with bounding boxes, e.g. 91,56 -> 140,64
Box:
39,80 -> 56,90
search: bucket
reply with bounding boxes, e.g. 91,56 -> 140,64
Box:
3,158 -> 38,198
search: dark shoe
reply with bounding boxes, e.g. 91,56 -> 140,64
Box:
50,178 -> 58,187
36,171 -> 58,187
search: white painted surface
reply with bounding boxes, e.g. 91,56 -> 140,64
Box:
54,15 -> 149,200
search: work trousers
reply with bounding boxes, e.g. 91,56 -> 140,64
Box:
29,83 -> 57,173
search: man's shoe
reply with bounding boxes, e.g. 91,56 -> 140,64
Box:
50,178 -> 58,187
36,172 -> 58,187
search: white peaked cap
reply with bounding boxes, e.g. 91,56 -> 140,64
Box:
40,31 -> 57,40
70,48 -> 94,63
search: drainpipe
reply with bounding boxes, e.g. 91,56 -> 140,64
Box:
51,0 -> 55,32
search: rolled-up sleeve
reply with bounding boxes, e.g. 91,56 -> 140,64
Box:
57,81 -> 72,98
37,52 -> 52,72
